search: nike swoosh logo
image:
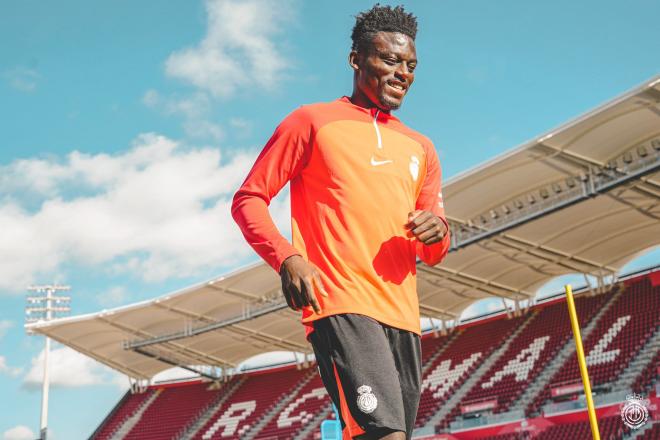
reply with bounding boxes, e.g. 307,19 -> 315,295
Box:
370,157 -> 393,166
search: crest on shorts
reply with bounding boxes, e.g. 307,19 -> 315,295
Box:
357,385 -> 378,414
620,393 -> 649,430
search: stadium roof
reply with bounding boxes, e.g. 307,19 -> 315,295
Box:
27,75 -> 660,380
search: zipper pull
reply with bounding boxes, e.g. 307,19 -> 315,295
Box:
373,110 -> 383,150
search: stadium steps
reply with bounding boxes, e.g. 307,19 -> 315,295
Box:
614,322 -> 660,392
176,376 -> 246,440
625,419 -> 658,439
89,390 -> 133,439
511,285 -> 624,415
108,388 -> 162,440
420,329 -> 461,377
293,401 -> 334,440
244,367 -> 319,440
421,310 -> 538,432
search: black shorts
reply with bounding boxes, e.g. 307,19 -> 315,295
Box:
309,314 -> 422,439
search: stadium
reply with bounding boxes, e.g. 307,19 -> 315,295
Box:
26,74 -> 660,440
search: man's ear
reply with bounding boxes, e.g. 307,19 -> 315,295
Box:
348,50 -> 360,71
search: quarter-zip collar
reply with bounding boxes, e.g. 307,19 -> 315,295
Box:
338,96 -> 400,123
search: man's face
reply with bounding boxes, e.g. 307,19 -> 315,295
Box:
351,31 -> 417,111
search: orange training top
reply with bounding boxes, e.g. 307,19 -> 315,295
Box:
231,97 -> 450,336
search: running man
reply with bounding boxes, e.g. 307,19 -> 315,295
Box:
232,5 -> 449,439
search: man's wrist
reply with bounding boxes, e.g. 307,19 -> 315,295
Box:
280,254 -> 302,274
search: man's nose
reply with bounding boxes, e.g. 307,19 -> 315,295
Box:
394,63 -> 413,81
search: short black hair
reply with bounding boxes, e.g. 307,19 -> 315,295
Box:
351,4 -> 418,52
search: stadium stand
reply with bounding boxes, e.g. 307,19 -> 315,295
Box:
416,314 -> 526,427
487,434 -> 531,440
528,275 -> 660,414
93,389 -> 155,440
251,373 -> 329,439
124,382 -> 219,439
633,350 -> 660,395
89,271 -> 659,439
298,411 -> 336,440
638,421 -> 660,439
192,366 -> 315,439
457,291 -> 609,414
534,415 -> 632,440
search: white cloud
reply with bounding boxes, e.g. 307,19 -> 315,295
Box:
0,320 -> 12,339
3,66 -> 40,92
142,90 -> 224,141
3,425 -> 35,440
229,118 -> 252,139
97,286 -> 129,307
144,0 -> 294,141
142,90 -> 212,120
229,118 -> 250,130
183,119 -> 225,141
23,345 -> 122,389
165,0 -> 295,98
0,133 -> 290,292
142,89 -> 160,108
0,355 -> 23,377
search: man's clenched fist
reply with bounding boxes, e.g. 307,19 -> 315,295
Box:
406,210 -> 448,245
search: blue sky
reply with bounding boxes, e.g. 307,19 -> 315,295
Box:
1,0 -> 659,438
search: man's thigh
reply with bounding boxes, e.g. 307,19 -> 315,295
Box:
310,314 -> 421,439
384,324 -> 422,438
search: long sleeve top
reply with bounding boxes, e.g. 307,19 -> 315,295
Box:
232,97 -> 450,336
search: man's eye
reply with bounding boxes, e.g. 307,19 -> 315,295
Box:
383,58 -> 397,65
408,64 -> 417,72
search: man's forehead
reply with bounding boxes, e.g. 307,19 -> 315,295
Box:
370,31 -> 416,54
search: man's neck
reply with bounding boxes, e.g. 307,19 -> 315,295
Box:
349,89 -> 389,113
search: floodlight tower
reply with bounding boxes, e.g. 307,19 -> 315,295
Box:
25,285 -> 71,440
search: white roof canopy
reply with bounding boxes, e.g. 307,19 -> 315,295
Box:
27,75 -> 660,380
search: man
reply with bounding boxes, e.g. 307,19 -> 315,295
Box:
232,5 -> 449,439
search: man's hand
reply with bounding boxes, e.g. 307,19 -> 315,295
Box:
280,255 -> 329,314
406,210 -> 448,245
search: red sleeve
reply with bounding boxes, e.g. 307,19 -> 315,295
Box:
415,142 -> 451,266
231,107 -> 312,272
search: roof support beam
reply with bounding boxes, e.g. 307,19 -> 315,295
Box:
607,183 -> 660,221
207,283 -> 260,300
476,241 -> 557,277
153,302 -> 218,323
125,300 -> 288,351
534,143 -> 603,168
422,272 -> 507,301
207,283 -> 281,302
418,303 -> 458,320
133,347 -> 223,381
450,150 -> 660,250
607,191 -> 660,221
99,318 -> 234,367
220,324 -> 308,352
33,329 -> 149,380
485,234 -> 618,275
418,265 -> 531,300
573,218 -> 658,256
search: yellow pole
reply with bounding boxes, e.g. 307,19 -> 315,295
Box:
565,284 -> 601,440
